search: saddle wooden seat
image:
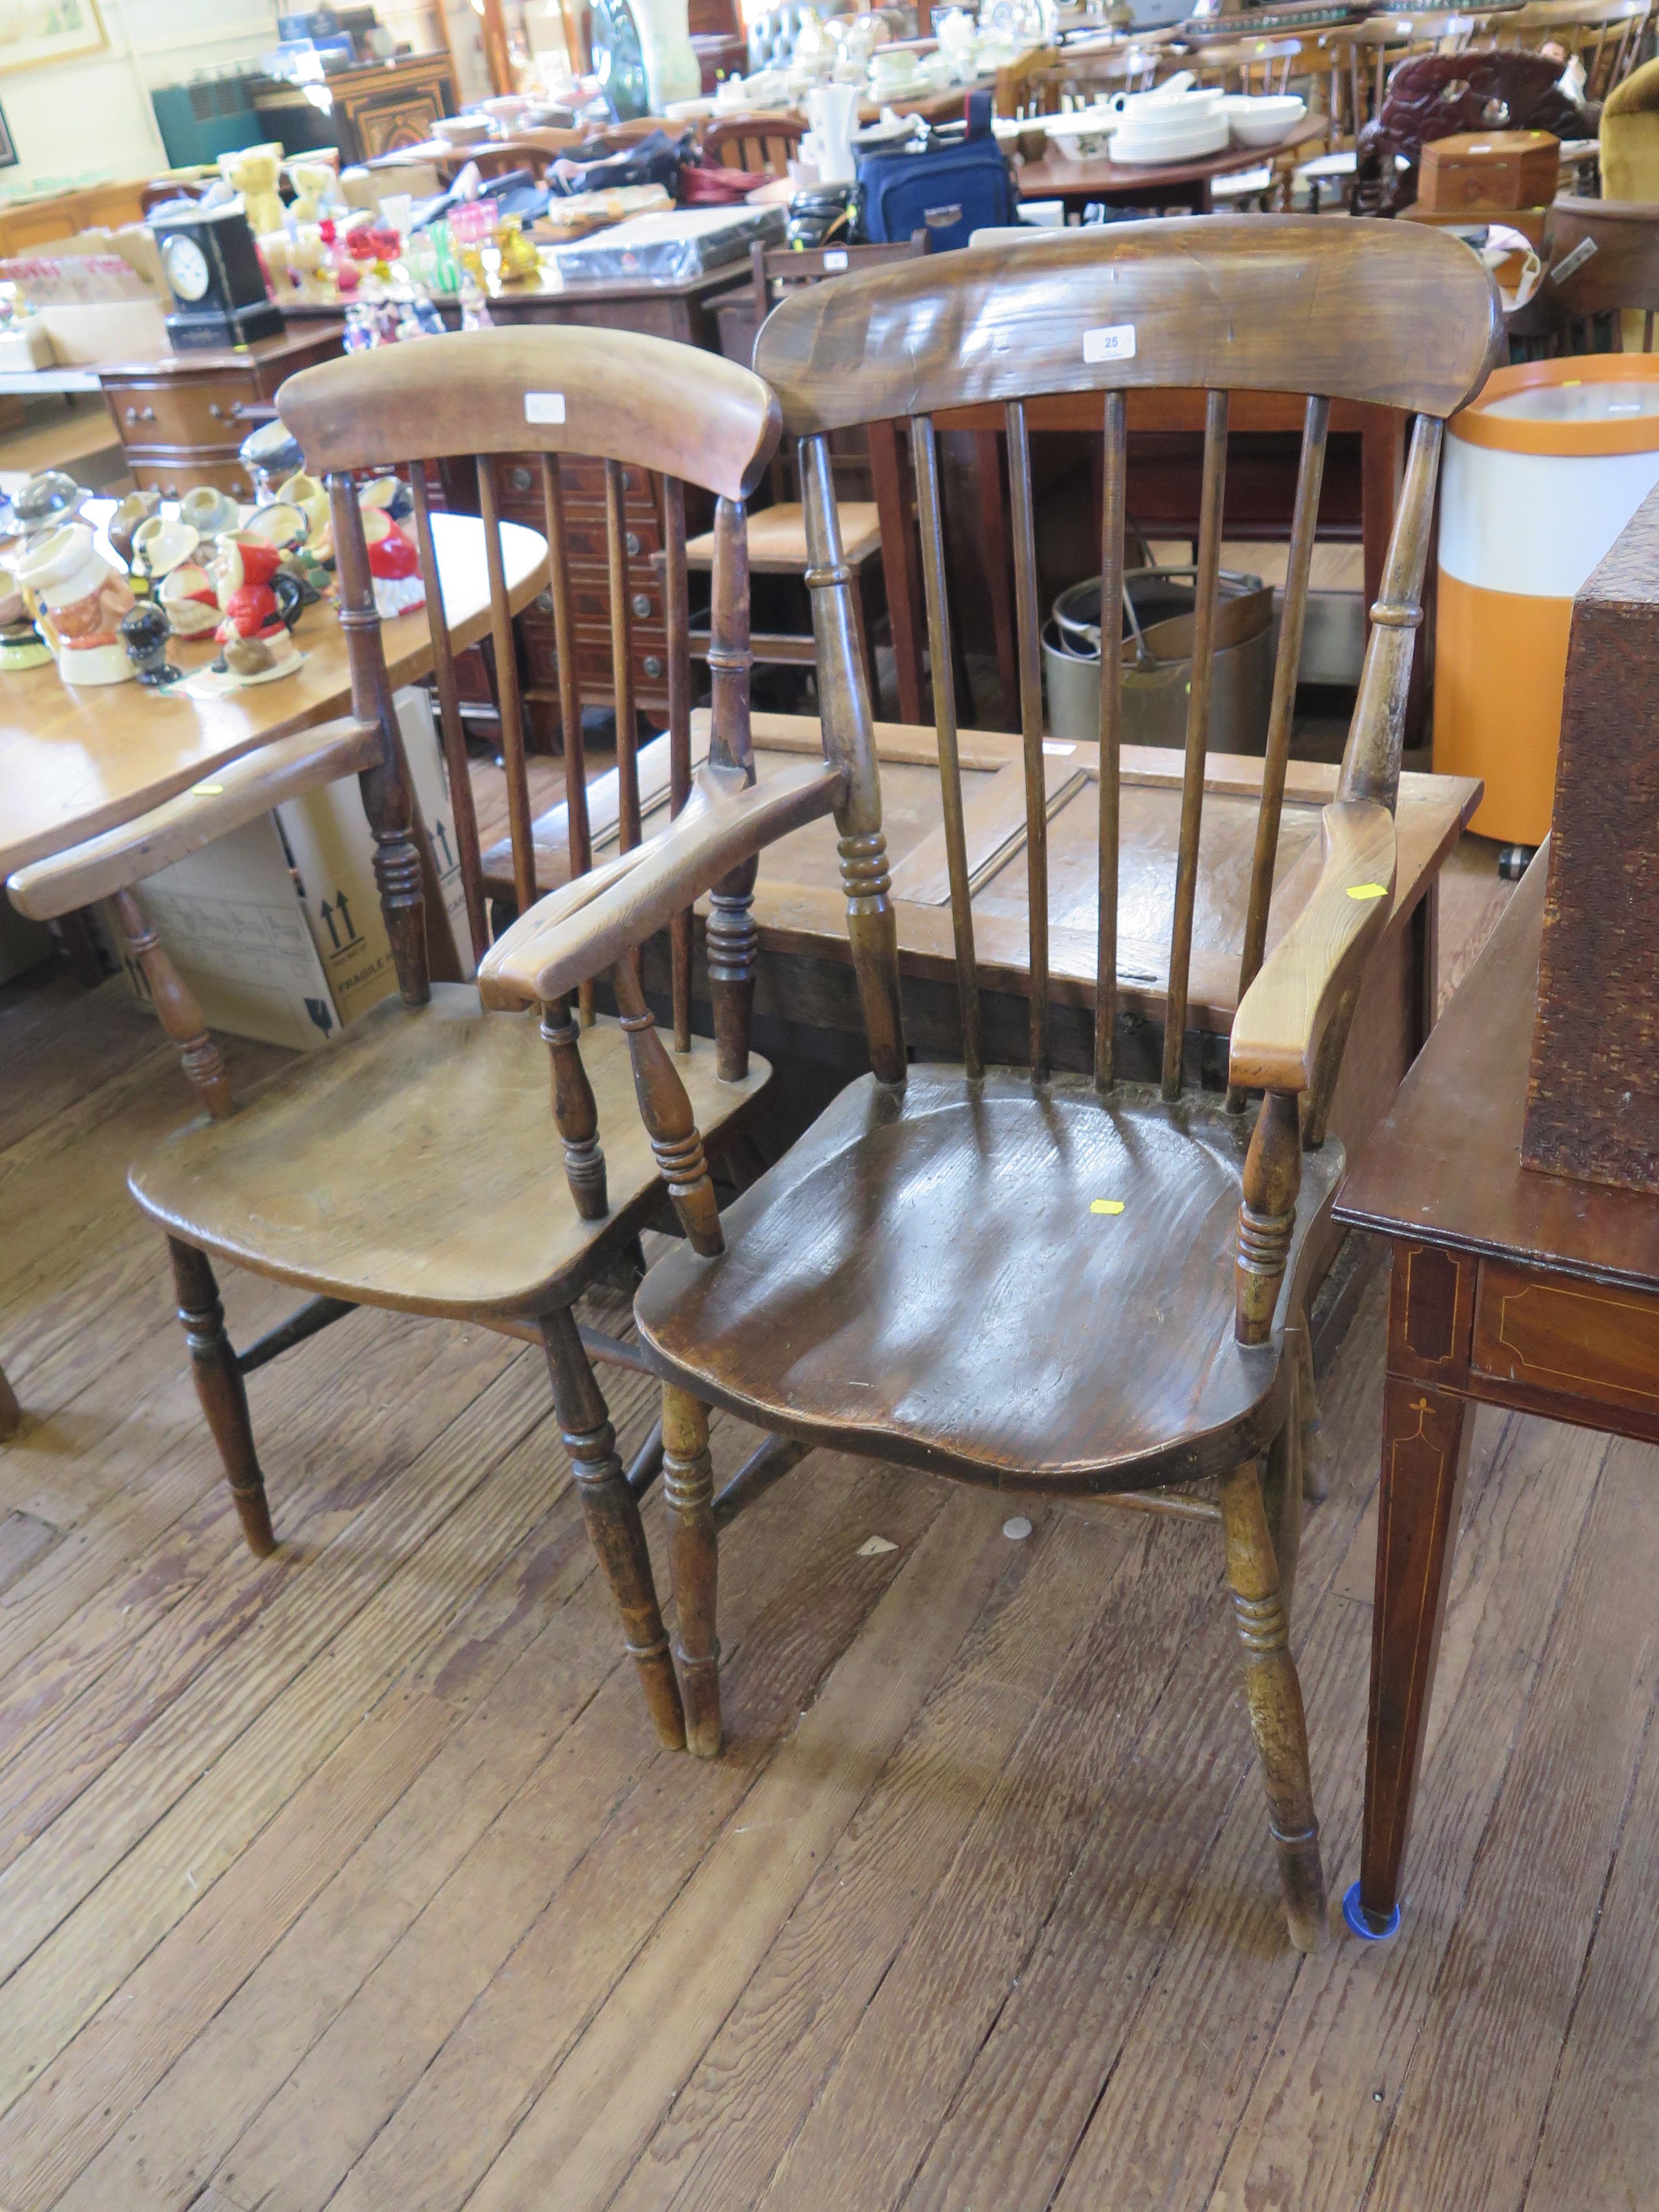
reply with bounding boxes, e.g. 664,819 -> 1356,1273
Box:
637,1067 -> 1343,1489
132,991 -> 763,1317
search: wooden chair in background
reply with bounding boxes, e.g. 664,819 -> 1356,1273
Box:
5,328 -> 789,1757
993,40 -> 1161,119
1518,196 -> 1659,350
700,111 -> 807,173
474,221 -> 1503,1950
682,234 -> 932,711
1494,0 -> 1652,97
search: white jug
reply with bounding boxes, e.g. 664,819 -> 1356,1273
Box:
806,82 -> 860,184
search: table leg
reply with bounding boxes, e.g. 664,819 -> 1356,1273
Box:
1354,1361 -> 1473,1935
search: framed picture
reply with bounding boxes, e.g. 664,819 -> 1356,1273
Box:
0,0 -> 107,77
0,100 -> 14,168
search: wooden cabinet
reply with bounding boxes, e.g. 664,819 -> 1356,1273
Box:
100,324 -> 345,503
253,55 -> 456,166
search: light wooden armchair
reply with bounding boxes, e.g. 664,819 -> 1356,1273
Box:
473,220 -> 1503,1950
6,327 -> 790,1755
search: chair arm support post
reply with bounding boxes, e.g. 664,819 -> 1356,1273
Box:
541,995 -> 608,1220
112,888 -> 236,1119
1235,1089 -> 1302,1347
612,957 -> 724,1257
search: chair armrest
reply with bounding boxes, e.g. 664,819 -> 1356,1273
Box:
1228,799 -> 1397,1095
6,716 -> 383,921
478,757 -> 847,1009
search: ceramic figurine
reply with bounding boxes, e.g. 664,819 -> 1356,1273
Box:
286,156 -> 343,226
129,515 -> 200,583
213,532 -> 283,607
14,523 -> 135,685
362,509 -> 425,618
178,485 -> 241,541
245,500 -> 307,550
158,562 -> 221,636
107,489 -> 161,570
241,416 -> 307,504
220,143 -> 286,240
119,601 -> 182,687
12,471 -> 86,542
276,471 -> 331,547
0,617 -> 50,672
189,572 -> 302,691
496,215 -> 541,283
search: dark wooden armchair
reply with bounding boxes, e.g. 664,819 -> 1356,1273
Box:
476,220 -> 1503,1949
7,328 -> 790,1757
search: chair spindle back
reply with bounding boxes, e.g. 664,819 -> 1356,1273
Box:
755,221 -> 1501,1108
280,330 -> 780,1238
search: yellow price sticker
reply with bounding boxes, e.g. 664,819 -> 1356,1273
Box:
1347,883 -> 1388,901
1091,1199 -> 1125,1215
191,781 -> 225,795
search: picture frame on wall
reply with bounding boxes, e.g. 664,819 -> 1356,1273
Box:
0,0 -> 108,77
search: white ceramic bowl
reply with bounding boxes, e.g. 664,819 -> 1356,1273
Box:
1219,93 -> 1306,147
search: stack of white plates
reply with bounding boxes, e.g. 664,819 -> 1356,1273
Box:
1109,86 -> 1229,165
1218,93 -> 1307,148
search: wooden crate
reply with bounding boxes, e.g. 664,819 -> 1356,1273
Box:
1524,482 -> 1659,1192
1418,129 -> 1559,212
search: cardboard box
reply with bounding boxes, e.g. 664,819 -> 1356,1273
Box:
0,226 -> 172,367
100,688 -> 477,1054
1418,130 -> 1559,214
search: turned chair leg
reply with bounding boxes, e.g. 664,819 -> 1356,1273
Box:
1219,1456 -> 1328,1953
168,1237 -> 275,1558
661,1382 -> 721,1757
540,1309 -> 686,1751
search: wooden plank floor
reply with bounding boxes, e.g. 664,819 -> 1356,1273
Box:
5,842 -> 1655,2212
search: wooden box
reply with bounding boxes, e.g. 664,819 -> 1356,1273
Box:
1524,482 -> 1659,1192
1418,129 -> 1559,212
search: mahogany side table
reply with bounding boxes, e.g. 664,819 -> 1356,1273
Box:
1334,847 -> 1659,1938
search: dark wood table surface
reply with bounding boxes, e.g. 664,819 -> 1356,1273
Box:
1015,114 -> 1324,212
1334,846 -> 1659,1938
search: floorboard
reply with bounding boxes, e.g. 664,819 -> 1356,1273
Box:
0,841 -> 1650,2212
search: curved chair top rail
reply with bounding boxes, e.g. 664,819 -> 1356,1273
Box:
753,217 -> 1505,434
277,325 -> 782,500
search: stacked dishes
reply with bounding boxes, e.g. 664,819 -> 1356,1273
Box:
1218,93 -> 1307,147
1108,84 -> 1229,164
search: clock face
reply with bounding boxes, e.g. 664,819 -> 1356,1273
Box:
163,235 -> 211,304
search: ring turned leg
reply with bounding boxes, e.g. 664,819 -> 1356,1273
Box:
1353,1373 -> 1472,1937
168,1237 -> 275,1558
540,1309 -> 685,1751
1219,1456 -> 1328,1952
661,1382 -> 721,1757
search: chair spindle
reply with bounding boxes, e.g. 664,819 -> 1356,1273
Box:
328,471 -> 429,1007
1162,388 -> 1229,1099
1339,415 -> 1441,809
911,411 -> 982,1079
409,459 -> 488,963
606,458 -> 641,852
706,493 -> 759,1081
662,472 -> 694,1052
1235,394 -> 1331,1019
538,456 -> 590,881
1004,399 -> 1050,1082
612,955 -> 723,1255
475,456 -> 538,916
1094,388 -> 1126,1094
113,886 -> 236,1118
800,432 -> 905,1083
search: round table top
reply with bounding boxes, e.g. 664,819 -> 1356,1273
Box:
1016,113 -> 1324,200
1,509 -> 546,884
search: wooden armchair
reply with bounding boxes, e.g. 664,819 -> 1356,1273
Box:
700,111 -> 807,173
5,328 -> 789,1757
474,221 -> 1503,1949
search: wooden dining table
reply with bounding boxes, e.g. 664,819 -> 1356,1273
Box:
0,509 -> 546,885
1014,113 -> 1326,213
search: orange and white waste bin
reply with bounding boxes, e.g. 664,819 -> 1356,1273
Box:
1435,355 -> 1659,845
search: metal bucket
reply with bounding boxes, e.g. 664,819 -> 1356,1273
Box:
1042,565 -> 1276,752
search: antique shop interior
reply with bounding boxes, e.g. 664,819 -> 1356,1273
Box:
1,0 -> 1657,2205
